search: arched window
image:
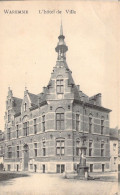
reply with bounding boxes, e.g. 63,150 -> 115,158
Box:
56,75 -> 64,94
24,103 -> 27,112
89,114 -> 93,133
56,108 -> 64,130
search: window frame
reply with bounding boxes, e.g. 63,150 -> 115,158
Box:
76,114 -> 80,131
76,140 -> 81,156
8,146 -> 12,158
16,125 -> 19,138
101,143 -> 104,157
56,113 -> 64,130
34,143 -> 38,157
34,119 -> 37,134
17,146 -> 20,158
56,79 -> 64,94
56,139 -> 65,156
89,116 -> 92,134
42,115 -> 45,132
23,122 -> 29,136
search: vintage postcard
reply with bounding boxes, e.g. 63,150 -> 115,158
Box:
0,1 -> 119,195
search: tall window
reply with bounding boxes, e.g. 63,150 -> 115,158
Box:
8,147 -> 12,158
43,141 -> 46,156
113,143 -> 116,151
0,146 -> 3,155
8,110 -> 11,122
23,122 -> 29,136
24,103 -> 27,112
56,79 -> 64,94
101,143 -> 104,157
56,139 -> 65,156
89,116 -> 92,133
76,114 -> 80,131
114,157 -> 117,165
34,119 -> 37,134
42,115 -> 45,132
34,143 -> 37,157
89,141 -> 93,156
7,128 -> 11,140
56,113 -> 64,130
101,119 -> 104,134
76,140 -> 80,156
16,125 -> 19,138
17,146 -> 20,158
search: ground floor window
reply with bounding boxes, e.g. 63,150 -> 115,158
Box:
56,164 -> 65,173
17,164 -> 19,171
8,164 -> 11,171
43,164 -> 45,173
30,164 -> 33,169
90,164 -> 93,172
102,164 -> 105,172
34,164 -> 37,172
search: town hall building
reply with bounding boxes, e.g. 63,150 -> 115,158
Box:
3,24 -> 111,173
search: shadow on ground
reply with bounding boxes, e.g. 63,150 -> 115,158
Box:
0,171 -> 29,184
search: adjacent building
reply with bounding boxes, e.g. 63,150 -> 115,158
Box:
109,128 -> 118,172
3,24 -> 111,173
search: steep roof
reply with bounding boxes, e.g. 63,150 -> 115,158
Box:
110,128 -> 118,140
13,97 -> 22,114
28,92 -> 38,106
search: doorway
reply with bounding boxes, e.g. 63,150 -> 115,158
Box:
24,144 -> 29,171
102,164 -> 105,172
56,164 -> 65,173
90,164 -> 93,172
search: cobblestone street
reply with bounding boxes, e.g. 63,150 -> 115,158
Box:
0,172 -> 118,195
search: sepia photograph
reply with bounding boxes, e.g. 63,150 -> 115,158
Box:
0,1 -> 120,195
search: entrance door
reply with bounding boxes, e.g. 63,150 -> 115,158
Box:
43,165 -> 45,173
34,165 -> 37,172
102,164 -> 105,172
24,144 -> 29,171
61,165 -> 65,173
56,164 -> 65,173
90,164 -> 93,172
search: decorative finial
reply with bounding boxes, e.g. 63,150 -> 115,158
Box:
25,83 -> 27,91
60,19 -> 63,36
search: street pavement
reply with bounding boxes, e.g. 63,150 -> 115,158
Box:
0,172 -> 119,195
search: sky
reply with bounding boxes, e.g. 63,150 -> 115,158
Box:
0,1 -> 120,130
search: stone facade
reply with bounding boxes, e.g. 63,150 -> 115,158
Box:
3,24 -> 111,173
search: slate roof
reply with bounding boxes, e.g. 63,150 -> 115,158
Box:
13,97 -> 22,114
28,92 -> 38,106
110,128 -> 118,140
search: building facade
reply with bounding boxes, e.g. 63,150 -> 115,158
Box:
109,128 -> 118,172
3,25 -> 111,173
